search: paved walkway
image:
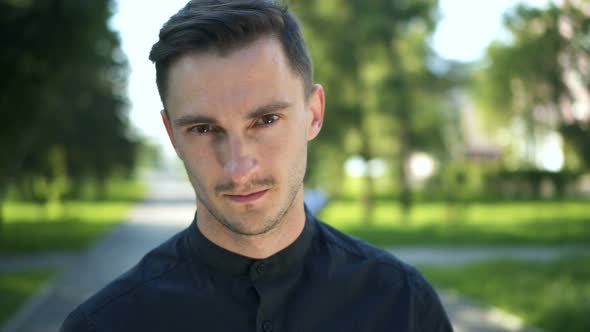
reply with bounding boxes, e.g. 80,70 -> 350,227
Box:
1,173 -> 196,332
386,245 -> 590,266
3,172 -> 583,332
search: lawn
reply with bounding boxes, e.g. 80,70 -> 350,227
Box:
0,269 -> 55,326
419,256 -> 590,332
319,199 -> 590,246
0,179 -> 146,253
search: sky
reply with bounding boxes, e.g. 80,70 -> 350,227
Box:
109,0 -> 551,159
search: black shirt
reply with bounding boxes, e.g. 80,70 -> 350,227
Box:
61,207 -> 453,332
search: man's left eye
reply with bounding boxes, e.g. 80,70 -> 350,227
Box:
255,114 -> 280,126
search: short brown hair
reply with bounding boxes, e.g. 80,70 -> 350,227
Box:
149,0 -> 313,108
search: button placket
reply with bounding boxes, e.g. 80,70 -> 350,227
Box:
262,320 -> 273,332
250,261 -> 268,280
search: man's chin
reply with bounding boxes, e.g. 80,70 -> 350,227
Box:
215,209 -> 283,236
219,219 -> 277,236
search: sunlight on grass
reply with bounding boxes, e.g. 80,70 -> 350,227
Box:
0,270 -> 55,326
318,200 -> 590,246
4,202 -> 133,224
1,202 -> 135,253
0,221 -> 119,252
420,256 -> 590,332
0,180 -> 146,253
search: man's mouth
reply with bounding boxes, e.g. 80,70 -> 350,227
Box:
224,189 -> 269,203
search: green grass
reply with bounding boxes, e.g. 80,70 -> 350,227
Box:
419,256 -> 590,332
0,269 -> 55,326
96,177 -> 147,202
0,180 -> 146,253
0,202 -> 133,253
319,199 -> 590,246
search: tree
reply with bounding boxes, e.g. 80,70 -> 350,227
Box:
293,0 -> 454,223
474,2 -> 590,171
0,0 -> 138,224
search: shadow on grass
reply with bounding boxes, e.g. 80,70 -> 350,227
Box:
333,194 -> 590,204
0,269 -> 55,325
340,218 -> 590,246
0,220 -> 117,253
141,197 -> 196,205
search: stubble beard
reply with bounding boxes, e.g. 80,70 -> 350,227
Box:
185,156 -> 306,237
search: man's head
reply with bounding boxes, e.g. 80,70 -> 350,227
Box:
149,0 -> 313,110
150,0 -> 324,240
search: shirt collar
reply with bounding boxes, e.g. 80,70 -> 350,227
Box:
187,205 -> 316,278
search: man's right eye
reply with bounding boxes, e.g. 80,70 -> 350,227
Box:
190,124 -> 214,135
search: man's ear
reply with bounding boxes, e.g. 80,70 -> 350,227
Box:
161,109 -> 182,159
307,84 -> 325,141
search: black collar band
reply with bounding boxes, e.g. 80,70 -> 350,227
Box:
187,204 -> 316,278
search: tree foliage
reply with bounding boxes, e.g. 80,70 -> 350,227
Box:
0,0 -> 138,219
292,0 -> 457,222
474,2 -> 590,169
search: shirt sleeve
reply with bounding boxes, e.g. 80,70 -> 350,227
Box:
60,308 -> 93,332
408,267 -> 454,332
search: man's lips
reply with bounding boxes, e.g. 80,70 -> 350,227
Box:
224,189 -> 269,203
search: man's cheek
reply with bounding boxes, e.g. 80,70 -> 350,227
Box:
262,132 -> 289,153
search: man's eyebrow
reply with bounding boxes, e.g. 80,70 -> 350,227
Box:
245,101 -> 292,120
172,101 -> 293,128
173,115 -> 217,127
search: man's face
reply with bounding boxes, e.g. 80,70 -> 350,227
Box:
163,36 -> 324,236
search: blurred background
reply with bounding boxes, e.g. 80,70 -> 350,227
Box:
0,0 -> 589,331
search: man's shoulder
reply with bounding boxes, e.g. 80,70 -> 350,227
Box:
314,218 -> 434,291
315,219 -> 406,269
313,218 -> 453,331
61,228 -> 190,331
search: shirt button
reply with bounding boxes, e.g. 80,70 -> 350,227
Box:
256,263 -> 266,274
262,320 -> 273,332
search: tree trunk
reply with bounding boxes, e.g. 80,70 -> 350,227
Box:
360,128 -> 375,225
97,178 -> 108,201
398,125 -> 412,224
0,191 -> 5,234
389,78 -> 413,224
385,31 -> 414,224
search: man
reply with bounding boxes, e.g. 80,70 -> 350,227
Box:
62,0 -> 453,331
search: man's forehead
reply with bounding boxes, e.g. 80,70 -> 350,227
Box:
170,35 -> 284,74
165,36 -> 304,118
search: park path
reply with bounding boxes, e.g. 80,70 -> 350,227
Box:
1,171 -> 197,332
2,171 -> 584,332
386,244 -> 589,266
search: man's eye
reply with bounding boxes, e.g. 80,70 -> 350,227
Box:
190,124 -> 215,134
255,114 -> 280,127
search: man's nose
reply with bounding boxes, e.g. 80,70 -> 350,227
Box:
222,136 -> 259,184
